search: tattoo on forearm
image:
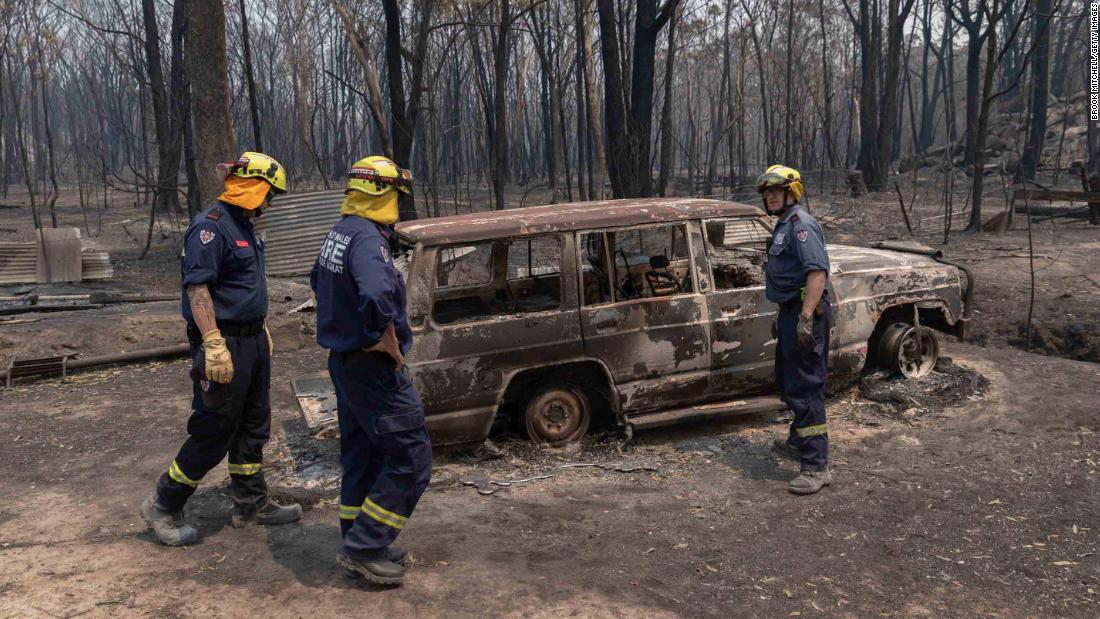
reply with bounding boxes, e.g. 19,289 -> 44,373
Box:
186,285 -> 218,334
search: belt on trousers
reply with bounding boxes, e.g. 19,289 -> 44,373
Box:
187,320 -> 265,338
779,298 -> 829,314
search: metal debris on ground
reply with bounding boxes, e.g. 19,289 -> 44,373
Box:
288,298 -> 315,314
457,461 -> 658,495
292,372 -> 338,437
3,344 -> 190,386
0,291 -> 174,316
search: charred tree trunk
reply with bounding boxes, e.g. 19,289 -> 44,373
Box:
657,3 -> 678,197
847,0 -> 881,188
492,0 -> 512,210
596,0 -> 681,198
1019,0 -> 1052,180
186,0 -> 238,207
168,0 -> 188,215
238,0 -> 263,151
381,0 -> 433,220
142,0 -> 181,216
875,0 -> 916,188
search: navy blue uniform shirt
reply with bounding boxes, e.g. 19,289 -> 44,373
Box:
765,204 -> 830,305
180,202 -> 268,324
311,215 -> 412,354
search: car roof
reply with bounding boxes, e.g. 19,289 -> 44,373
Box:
396,198 -> 764,245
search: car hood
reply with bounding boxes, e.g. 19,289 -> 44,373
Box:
827,244 -> 941,275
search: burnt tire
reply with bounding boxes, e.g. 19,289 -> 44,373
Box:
523,383 -> 591,446
877,322 -> 939,379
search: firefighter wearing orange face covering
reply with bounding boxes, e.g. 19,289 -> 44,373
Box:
140,152 -> 302,546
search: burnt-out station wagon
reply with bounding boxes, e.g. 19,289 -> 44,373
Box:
334,198 -> 972,446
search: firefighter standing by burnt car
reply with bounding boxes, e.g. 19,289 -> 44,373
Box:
310,156 -> 432,587
758,165 -> 834,495
140,152 -> 302,546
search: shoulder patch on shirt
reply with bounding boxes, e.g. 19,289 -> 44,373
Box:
789,214 -> 800,224
235,240 -> 250,248
379,243 -> 391,263
199,229 -> 216,245
206,210 -> 223,221
797,230 -> 809,243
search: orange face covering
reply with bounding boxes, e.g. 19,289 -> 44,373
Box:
218,176 -> 271,211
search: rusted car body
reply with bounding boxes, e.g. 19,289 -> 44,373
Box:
393,198 -> 971,446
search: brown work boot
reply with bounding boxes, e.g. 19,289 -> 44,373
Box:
771,438 -> 800,461
231,499 -> 302,528
339,548 -> 409,577
337,552 -> 405,586
788,469 -> 832,495
140,496 -> 199,546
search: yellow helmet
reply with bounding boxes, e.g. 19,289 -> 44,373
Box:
755,164 -> 803,203
346,156 -> 413,196
226,151 -> 287,194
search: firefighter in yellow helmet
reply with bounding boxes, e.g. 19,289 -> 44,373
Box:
311,155 -> 430,586
140,152 -> 301,546
758,164 -> 834,495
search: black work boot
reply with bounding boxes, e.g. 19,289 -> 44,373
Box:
788,468 -> 833,495
231,499 -> 302,528
337,552 -> 405,586
771,438 -> 800,462
140,496 -> 199,547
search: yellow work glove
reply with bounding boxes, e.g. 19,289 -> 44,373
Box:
202,329 -> 234,384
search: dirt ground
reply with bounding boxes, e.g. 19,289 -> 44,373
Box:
1,176 -> 1099,617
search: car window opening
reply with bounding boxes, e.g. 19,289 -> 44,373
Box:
432,235 -> 563,325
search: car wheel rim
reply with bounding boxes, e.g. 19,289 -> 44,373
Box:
895,326 -> 938,378
529,388 -> 586,444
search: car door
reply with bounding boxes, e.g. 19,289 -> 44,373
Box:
698,217 -> 779,396
577,222 -> 711,415
407,234 -> 583,426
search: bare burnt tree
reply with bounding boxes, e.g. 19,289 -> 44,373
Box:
1019,0 -> 1052,180
596,0 -> 683,198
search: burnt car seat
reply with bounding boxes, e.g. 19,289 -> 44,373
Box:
645,255 -> 681,297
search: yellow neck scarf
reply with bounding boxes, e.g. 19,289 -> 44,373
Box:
218,177 -> 270,211
341,191 -> 398,225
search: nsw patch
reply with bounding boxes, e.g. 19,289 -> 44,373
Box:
379,243 -> 391,263
797,230 -> 809,243
199,229 -> 216,245
774,231 -> 785,245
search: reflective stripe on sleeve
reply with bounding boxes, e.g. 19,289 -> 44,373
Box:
361,497 -> 407,530
795,424 -> 828,438
227,462 -> 262,476
168,460 -> 200,487
339,505 -> 360,520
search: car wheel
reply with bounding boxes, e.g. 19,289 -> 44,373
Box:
523,383 -> 591,446
877,322 -> 939,379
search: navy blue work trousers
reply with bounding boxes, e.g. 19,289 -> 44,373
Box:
775,299 -> 831,471
329,350 -> 432,562
155,324 -> 270,513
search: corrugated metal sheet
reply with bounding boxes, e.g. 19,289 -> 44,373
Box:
722,219 -> 769,247
255,190 -> 344,276
81,250 -> 113,280
0,242 -> 39,285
